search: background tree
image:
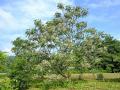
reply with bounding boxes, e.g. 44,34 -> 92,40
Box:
98,36 -> 120,73
0,51 -> 7,72
74,29 -> 107,72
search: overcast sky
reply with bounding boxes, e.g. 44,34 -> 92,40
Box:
0,0 -> 120,55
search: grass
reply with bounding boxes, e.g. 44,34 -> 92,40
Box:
29,80 -> 120,90
29,73 -> 120,90
0,73 -> 120,90
68,80 -> 120,90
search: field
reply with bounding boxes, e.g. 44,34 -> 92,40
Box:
0,73 -> 120,90
29,73 -> 120,90
29,80 -> 120,90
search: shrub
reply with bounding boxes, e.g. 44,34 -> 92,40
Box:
0,77 -> 12,90
96,73 -> 104,80
9,58 -> 33,90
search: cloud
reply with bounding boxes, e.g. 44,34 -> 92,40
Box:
0,0 -> 73,55
0,0 -> 73,32
88,0 -> 120,8
0,8 -> 19,31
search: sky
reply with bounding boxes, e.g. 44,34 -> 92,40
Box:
0,0 -> 120,55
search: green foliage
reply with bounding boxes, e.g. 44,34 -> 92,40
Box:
40,80 -> 67,90
8,57 -> 33,90
98,36 -> 120,73
74,29 -> 107,72
50,53 -> 70,78
0,51 -> 7,72
0,77 -> 12,90
96,73 -> 104,80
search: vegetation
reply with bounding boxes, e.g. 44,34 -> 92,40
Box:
0,51 -> 7,72
0,3 -> 120,90
29,80 -> 120,90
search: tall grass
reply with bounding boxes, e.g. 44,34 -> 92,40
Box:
29,79 -> 120,90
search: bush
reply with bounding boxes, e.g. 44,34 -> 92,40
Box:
0,77 -> 12,90
96,73 -> 104,80
9,58 -> 33,90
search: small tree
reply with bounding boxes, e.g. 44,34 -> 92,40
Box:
9,57 -> 33,90
11,37 -> 38,90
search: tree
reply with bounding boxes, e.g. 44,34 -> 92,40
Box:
12,3 -> 88,78
10,3 -> 120,90
10,38 -> 36,90
98,36 -> 120,73
0,51 -> 7,72
74,29 -> 107,72
9,57 -> 33,90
